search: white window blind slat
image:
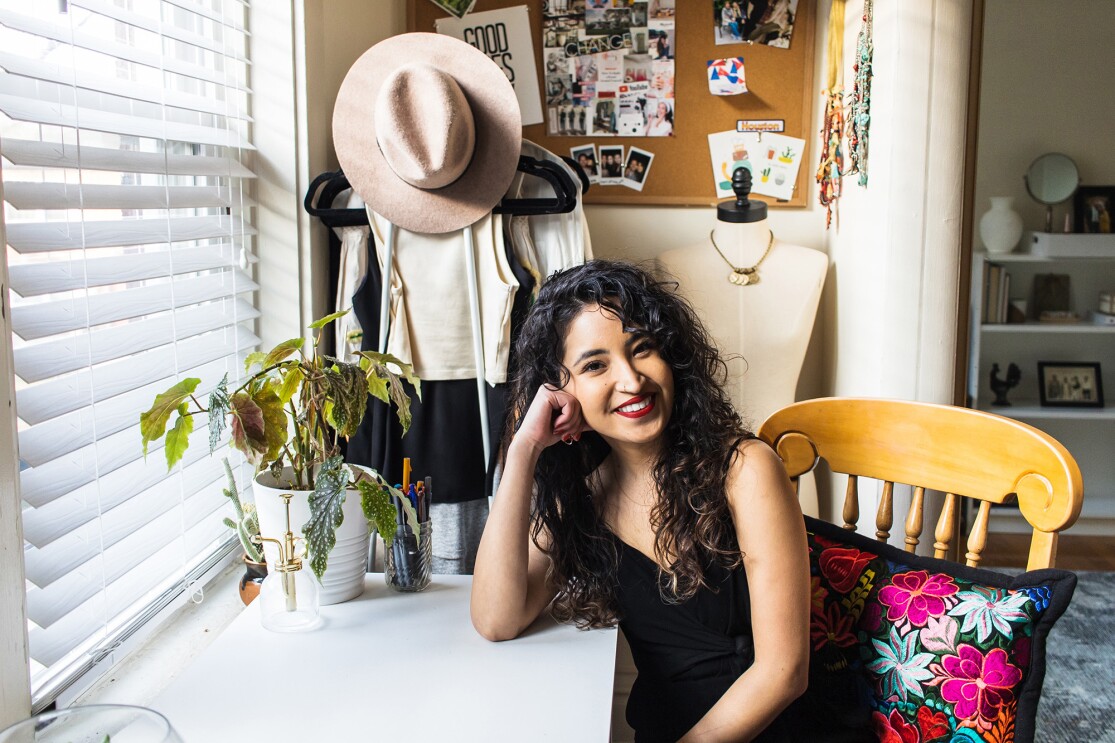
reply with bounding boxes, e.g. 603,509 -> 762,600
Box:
21,423 -> 216,546
6,216 -> 255,254
28,484 -> 228,628
1,139 -> 255,178
0,89 -> 251,150
15,324 -> 259,429
0,9 -> 250,91
18,362 -> 238,467
15,296 -> 257,383
163,0 -> 246,33
20,416 -> 218,527
11,266 -> 256,339
24,458 -> 233,587
11,268 -> 257,339
0,52 -> 252,120
9,247 -> 249,298
4,183 -> 255,211
28,516 -> 230,668
68,0 -> 249,62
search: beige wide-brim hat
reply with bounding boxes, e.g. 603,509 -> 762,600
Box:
333,33 -> 522,235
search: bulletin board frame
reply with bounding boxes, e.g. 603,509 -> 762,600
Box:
406,0 -> 816,207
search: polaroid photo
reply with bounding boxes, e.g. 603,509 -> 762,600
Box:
622,147 -> 654,191
571,144 -> 600,183
599,145 -> 625,184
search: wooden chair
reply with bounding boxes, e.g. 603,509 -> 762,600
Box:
757,397 -> 1083,570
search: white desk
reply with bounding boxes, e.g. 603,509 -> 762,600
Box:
152,575 -> 617,741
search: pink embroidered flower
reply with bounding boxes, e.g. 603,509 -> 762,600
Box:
879,570 -> 958,628
871,709 -> 920,743
936,645 -> 1023,725
819,546 -> 875,593
810,602 -> 857,651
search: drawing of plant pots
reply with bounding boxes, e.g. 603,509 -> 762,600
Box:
760,167 -> 771,183
779,147 -> 795,163
775,172 -> 786,185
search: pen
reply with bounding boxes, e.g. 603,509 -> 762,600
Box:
402,457 -> 411,492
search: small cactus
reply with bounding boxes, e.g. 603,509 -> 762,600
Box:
221,458 -> 263,562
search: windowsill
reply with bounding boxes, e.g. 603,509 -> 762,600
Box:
74,563 -> 246,709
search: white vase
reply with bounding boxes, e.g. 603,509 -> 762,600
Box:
980,196 -> 1024,254
253,464 -> 371,605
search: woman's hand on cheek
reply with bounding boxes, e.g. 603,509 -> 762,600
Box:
515,384 -> 591,453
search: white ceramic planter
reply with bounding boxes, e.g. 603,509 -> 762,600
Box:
253,464 -> 371,605
980,196 -> 1024,254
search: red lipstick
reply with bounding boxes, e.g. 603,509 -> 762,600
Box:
615,394 -> 655,419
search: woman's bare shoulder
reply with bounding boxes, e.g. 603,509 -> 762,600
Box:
725,438 -> 792,504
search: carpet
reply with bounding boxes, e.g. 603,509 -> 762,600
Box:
1036,570 -> 1115,741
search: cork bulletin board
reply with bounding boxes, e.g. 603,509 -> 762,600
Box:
406,0 -> 816,207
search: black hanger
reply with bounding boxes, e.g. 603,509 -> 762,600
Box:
493,155 -> 586,216
304,169 -> 368,228
305,155 -> 590,227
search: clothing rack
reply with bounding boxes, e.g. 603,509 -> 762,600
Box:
306,155 -> 587,229
306,154 -> 588,480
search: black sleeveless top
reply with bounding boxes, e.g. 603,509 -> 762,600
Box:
612,534 -> 870,743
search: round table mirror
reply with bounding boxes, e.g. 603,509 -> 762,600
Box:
1024,153 -> 1080,231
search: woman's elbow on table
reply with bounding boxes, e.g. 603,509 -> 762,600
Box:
470,605 -> 526,642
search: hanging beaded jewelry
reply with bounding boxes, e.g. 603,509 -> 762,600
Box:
847,0 -> 874,187
816,0 -> 847,229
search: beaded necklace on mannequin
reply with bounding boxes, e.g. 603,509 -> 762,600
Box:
708,167 -> 775,287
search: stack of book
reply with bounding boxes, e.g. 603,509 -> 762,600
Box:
982,262 -> 1011,323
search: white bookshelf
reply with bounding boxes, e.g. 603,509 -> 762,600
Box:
968,234 -> 1115,535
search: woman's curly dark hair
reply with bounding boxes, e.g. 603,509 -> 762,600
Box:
504,260 -> 750,628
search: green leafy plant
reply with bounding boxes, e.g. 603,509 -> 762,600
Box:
139,310 -> 420,578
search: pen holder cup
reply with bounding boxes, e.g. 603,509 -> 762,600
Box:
384,520 -> 432,592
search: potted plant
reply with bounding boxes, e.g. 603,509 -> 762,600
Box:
139,310 -> 421,604
219,457 -> 268,605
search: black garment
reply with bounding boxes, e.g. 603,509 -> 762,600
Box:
613,535 -> 872,743
345,223 -> 536,502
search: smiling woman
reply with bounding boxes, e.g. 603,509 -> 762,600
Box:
470,261 -> 836,742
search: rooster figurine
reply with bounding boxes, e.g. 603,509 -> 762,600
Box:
990,362 -> 1021,406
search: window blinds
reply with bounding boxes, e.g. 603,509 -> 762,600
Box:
0,0 -> 256,708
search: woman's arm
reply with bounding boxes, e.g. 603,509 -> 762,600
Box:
680,440 -> 810,743
470,386 -> 586,641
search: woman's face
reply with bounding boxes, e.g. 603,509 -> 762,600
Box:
657,101 -> 668,117
560,304 -> 674,449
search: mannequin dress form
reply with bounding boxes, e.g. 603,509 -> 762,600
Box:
658,168 -> 827,514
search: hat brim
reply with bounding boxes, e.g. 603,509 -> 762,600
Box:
333,33 -> 522,234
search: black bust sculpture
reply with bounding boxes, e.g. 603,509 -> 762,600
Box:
990,362 -> 1021,406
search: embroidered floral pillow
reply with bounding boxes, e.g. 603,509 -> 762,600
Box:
804,515 -> 1076,743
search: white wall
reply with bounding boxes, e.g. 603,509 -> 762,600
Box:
974,0 -> 1115,238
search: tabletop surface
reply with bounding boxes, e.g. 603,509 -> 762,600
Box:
152,574 -> 618,742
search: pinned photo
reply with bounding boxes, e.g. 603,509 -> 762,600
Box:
644,97 -> 673,136
622,147 -> 654,191
723,0 -> 798,48
599,145 -> 625,184
426,0 -> 478,19
708,57 -> 747,96
571,144 -> 600,184
592,98 -> 619,135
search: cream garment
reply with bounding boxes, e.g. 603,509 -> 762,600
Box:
333,189 -> 370,361
506,140 -> 593,284
368,210 -> 518,385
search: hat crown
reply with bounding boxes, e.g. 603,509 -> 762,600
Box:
374,64 -> 476,191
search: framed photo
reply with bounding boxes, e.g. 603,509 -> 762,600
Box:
1038,362 -> 1104,408
1073,186 -> 1115,234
